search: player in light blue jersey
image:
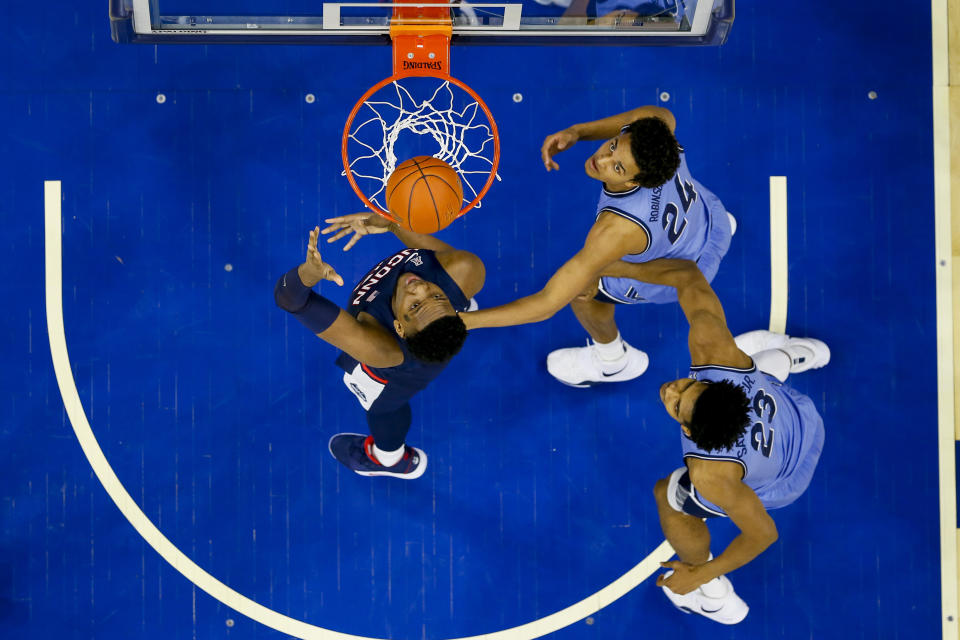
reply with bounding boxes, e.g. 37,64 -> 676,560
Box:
461,106 -> 733,387
610,257 -> 829,624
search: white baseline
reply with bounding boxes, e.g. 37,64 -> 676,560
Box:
768,176 -> 787,333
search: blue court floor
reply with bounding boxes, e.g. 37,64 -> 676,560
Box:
0,3 -> 944,639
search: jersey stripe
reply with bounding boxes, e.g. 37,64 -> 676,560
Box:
597,206 -> 652,255
690,362 -> 757,374
361,363 -> 389,384
683,452 -> 747,476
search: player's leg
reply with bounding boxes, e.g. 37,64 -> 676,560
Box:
570,294 -> 619,344
328,402 -> 427,479
367,403 -> 412,464
545,282 -> 649,387
654,474 -> 711,564
654,469 -> 749,625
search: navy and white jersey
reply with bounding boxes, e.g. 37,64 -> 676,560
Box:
596,148 -> 719,263
334,248 -> 470,412
680,362 -> 825,514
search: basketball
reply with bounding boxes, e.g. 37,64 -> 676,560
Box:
385,156 -> 464,234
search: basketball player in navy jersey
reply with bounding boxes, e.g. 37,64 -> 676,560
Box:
460,105 -> 734,387
274,215 -> 484,479
605,257 -> 829,624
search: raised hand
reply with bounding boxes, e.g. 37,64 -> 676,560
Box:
541,127 -> 580,171
321,212 -> 393,251
299,226 -> 344,287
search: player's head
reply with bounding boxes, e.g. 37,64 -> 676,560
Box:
391,274 -> 467,363
659,378 -> 751,452
584,117 -> 679,190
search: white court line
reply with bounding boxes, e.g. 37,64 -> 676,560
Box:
768,176 -> 788,333
931,0 -> 959,636
44,179 -> 675,639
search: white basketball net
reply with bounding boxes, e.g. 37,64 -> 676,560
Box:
344,78 -> 499,212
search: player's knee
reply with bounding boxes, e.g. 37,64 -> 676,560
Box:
573,283 -> 599,302
653,477 -> 669,504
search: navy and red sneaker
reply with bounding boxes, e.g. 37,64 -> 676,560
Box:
327,433 -> 427,479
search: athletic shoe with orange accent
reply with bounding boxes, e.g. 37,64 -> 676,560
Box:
328,433 -> 427,479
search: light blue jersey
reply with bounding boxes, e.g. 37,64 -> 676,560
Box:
596,148 -> 731,304
680,362 -> 825,514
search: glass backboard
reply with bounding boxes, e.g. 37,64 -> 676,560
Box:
109,0 -> 734,46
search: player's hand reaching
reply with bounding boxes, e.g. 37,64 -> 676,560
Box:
541,127 -> 580,171
298,226 -> 344,287
655,560 -> 710,595
321,212 -> 393,251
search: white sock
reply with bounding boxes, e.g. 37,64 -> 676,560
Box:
373,443 -> 404,467
699,576 -> 729,598
592,333 -> 626,362
698,554 -> 729,598
751,348 -> 792,382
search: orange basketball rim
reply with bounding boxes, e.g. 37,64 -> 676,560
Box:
341,1 -> 500,222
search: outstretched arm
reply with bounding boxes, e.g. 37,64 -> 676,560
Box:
542,106 -> 676,171
322,212 -> 456,253
460,213 -> 644,329
658,461 -> 778,595
275,226 -> 404,369
569,105 -> 677,140
321,212 -> 484,299
600,258 -> 750,368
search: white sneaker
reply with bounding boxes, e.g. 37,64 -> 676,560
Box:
783,337 -> 830,373
546,340 -> 649,388
734,330 -> 830,373
661,573 -> 749,625
727,212 -> 737,236
734,329 -> 788,355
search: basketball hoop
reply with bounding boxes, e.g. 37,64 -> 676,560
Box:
342,2 -> 500,221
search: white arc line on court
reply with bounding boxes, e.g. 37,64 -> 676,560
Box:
768,176 -> 788,333
44,179 -> 675,639
931,0 -> 959,635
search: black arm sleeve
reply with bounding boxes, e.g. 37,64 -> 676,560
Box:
274,267 -> 341,335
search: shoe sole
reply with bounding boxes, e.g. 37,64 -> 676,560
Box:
548,351 -> 649,388
352,451 -> 428,480
555,378 -> 643,388
670,602 -> 747,625
556,380 -> 595,388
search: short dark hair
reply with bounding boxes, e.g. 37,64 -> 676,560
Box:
404,315 -> 468,363
624,117 -> 681,189
687,380 -> 751,452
